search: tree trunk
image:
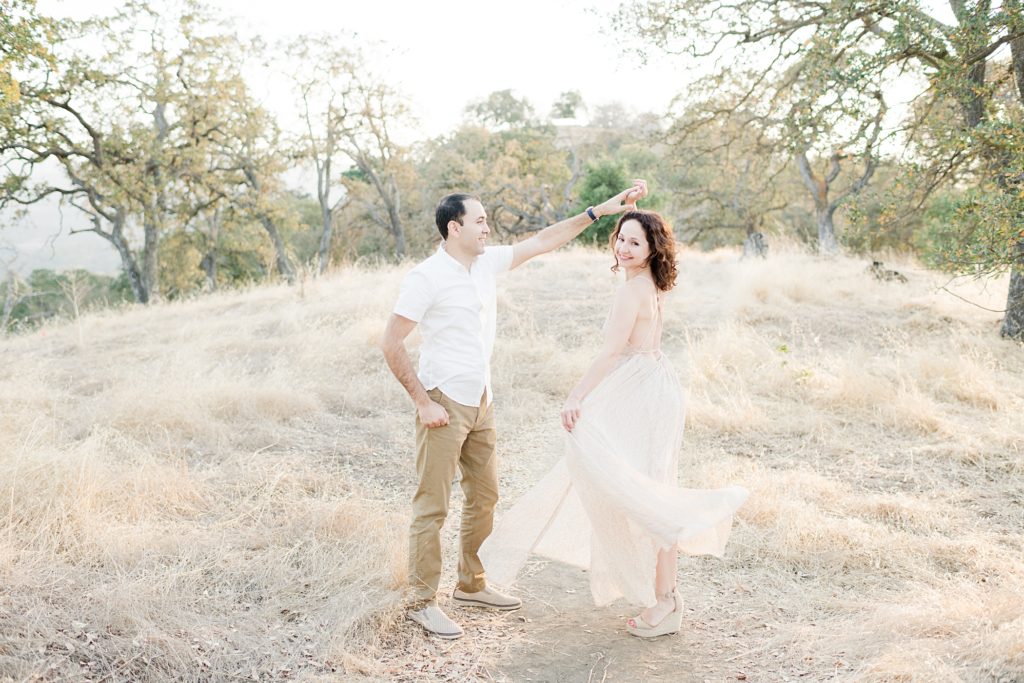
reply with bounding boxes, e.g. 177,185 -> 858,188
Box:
387,202 -> 406,259
142,215 -> 159,302
116,245 -> 148,304
200,251 -> 217,291
373,175 -> 404,259
316,153 -> 333,275
317,203 -> 332,274
103,213 -> 148,304
1,271 -> 18,334
960,60 -> 988,129
356,154 -> 405,259
142,96 -> 169,303
817,207 -> 839,255
796,150 -> 839,255
242,164 -> 296,284
741,233 -> 768,259
201,209 -> 220,291
1000,241 -> 1024,340
258,214 -> 296,283
742,221 -> 768,259
1002,11 -> 1024,340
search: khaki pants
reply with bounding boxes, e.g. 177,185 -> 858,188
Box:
408,388 -> 498,603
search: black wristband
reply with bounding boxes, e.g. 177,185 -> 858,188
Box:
586,206 -> 598,222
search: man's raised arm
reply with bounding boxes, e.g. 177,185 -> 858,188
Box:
509,179 -> 648,270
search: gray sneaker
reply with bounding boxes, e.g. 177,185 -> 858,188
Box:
452,585 -> 522,611
407,603 -> 464,639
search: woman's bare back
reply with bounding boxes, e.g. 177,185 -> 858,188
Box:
622,276 -> 663,353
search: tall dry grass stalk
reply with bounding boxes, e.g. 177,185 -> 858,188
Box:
1,245 -> 1021,681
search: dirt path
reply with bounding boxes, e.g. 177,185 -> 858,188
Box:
381,464 -> 850,683
493,562 -> 711,683
485,558 -> 858,683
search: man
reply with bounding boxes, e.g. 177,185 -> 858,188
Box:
381,181 -> 647,639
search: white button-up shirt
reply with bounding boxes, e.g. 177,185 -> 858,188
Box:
393,244 -> 514,407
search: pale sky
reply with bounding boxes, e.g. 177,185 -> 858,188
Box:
4,0 -> 682,274
218,0 -> 683,137
39,0 -> 682,137
4,1 -> 960,275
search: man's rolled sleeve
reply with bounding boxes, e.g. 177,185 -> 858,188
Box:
393,269 -> 433,322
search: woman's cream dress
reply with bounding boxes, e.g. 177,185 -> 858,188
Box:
480,290 -> 749,607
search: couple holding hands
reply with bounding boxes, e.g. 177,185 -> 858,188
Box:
381,181 -> 748,640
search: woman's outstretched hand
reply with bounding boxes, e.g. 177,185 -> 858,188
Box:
561,395 -> 582,433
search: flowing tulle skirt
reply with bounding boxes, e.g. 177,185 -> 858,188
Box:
480,351 -> 749,607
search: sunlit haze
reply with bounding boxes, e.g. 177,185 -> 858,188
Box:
6,0 -> 684,273
5,0 -> 963,274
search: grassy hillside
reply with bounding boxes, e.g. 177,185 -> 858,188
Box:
1,246 -> 1021,682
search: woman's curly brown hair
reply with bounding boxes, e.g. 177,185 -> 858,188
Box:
609,210 -> 678,292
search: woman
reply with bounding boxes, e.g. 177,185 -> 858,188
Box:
479,210 -> 748,638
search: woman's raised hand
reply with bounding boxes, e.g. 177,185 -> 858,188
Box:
626,178 -> 647,209
595,179 -> 648,217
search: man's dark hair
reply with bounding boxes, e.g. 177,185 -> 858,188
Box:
435,193 -> 477,239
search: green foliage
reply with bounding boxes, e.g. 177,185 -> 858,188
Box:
574,160 -> 667,246
550,90 -> 584,120
340,167 -> 369,183
862,83 -> 1024,272
466,90 -> 537,129
281,192 -> 326,266
1,268 -> 132,332
576,162 -> 628,245
0,0 -> 54,115
843,163 -> 924,254
916,186 -> 1024,276
160,231 -> 205,299
417,123 -> 572,237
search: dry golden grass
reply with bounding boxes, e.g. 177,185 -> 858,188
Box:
1,245 -> 1021,682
